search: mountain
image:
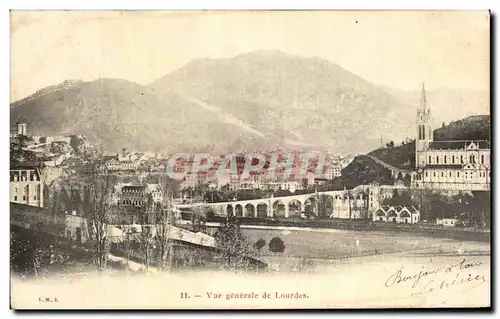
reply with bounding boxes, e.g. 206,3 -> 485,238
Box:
10,78 -> 242,153
150,50 -> 417,154
10,51 -> 489,155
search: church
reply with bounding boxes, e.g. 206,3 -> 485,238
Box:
411,84 -> 490,191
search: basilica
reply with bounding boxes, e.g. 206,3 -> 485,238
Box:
411,84 -> 490,191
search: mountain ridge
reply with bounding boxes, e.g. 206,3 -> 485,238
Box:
10,51 -> 489,155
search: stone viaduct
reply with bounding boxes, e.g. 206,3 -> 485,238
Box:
176,185 -> 376,219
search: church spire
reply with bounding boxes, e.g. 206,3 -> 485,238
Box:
420,82 -> 428,113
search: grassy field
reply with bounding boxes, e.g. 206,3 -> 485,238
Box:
241,227 -> 490,272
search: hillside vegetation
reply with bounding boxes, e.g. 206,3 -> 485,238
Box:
318,155 -> 395,191
368,141 -> 415,170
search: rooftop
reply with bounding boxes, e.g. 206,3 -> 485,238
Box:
122,185 -> 146,192
424,164 -> 464,169
427,140 -> 490,150
10,161 -> 44,170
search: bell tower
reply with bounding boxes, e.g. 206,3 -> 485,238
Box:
415,83 -> 433,169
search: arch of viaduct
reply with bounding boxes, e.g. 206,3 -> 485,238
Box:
176,189 -> 370,219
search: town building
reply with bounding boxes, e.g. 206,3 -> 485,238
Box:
327,191 -> 368,219
10,122 -> 28,138
325,164 -> 342,180
373,205 -> 420,224
412,83 -> 490,191
103,149 -> 142,171
10,163 -> 44,207
180,172 -> 209,190
116,184 -> 164,208
228,173 -> 240,191
267,180 -> 304,193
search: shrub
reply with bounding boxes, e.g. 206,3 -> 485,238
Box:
254,239 -> 266,251
268,237 -> 285,253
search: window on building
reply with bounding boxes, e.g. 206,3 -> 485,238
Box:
436,156 -> 439,164
470,154 -> 475,164
449,172 -> 452,177
14,196 -> 17,201
441,172 -> 444,177
433,172 -> 436,177
23,196 -> 26,200
425,172 -> 428,177
457,172 -> 460,178
452,155 -> 455,164
460,155 -> 464,164
34,196 -> 37,200
481,154 -> 484,164
428,155 -> 431,164
444,156 -> 447,164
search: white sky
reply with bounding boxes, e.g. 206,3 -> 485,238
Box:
10,10 -> 490,102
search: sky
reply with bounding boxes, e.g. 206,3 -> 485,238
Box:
10,10 -> 490,102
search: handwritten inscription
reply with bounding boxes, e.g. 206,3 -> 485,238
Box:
385,258 -> 487,296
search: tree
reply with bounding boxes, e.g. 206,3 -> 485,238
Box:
137,198 -> 159,270
254,239 -> 266,251
10,192 -> 68,279
86,164 -> 116,272
214,215 -> 254,270
386,141 -> 395,148
268,237 -> 285,253
10,227 -> 69,279
155,203 -> 177,271
10,135 -> 36,162
383,189 -> 416,208
191,206 -> 207,233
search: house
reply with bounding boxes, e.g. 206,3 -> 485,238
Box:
65,211 -> 89,244
436,217 -> 458,227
